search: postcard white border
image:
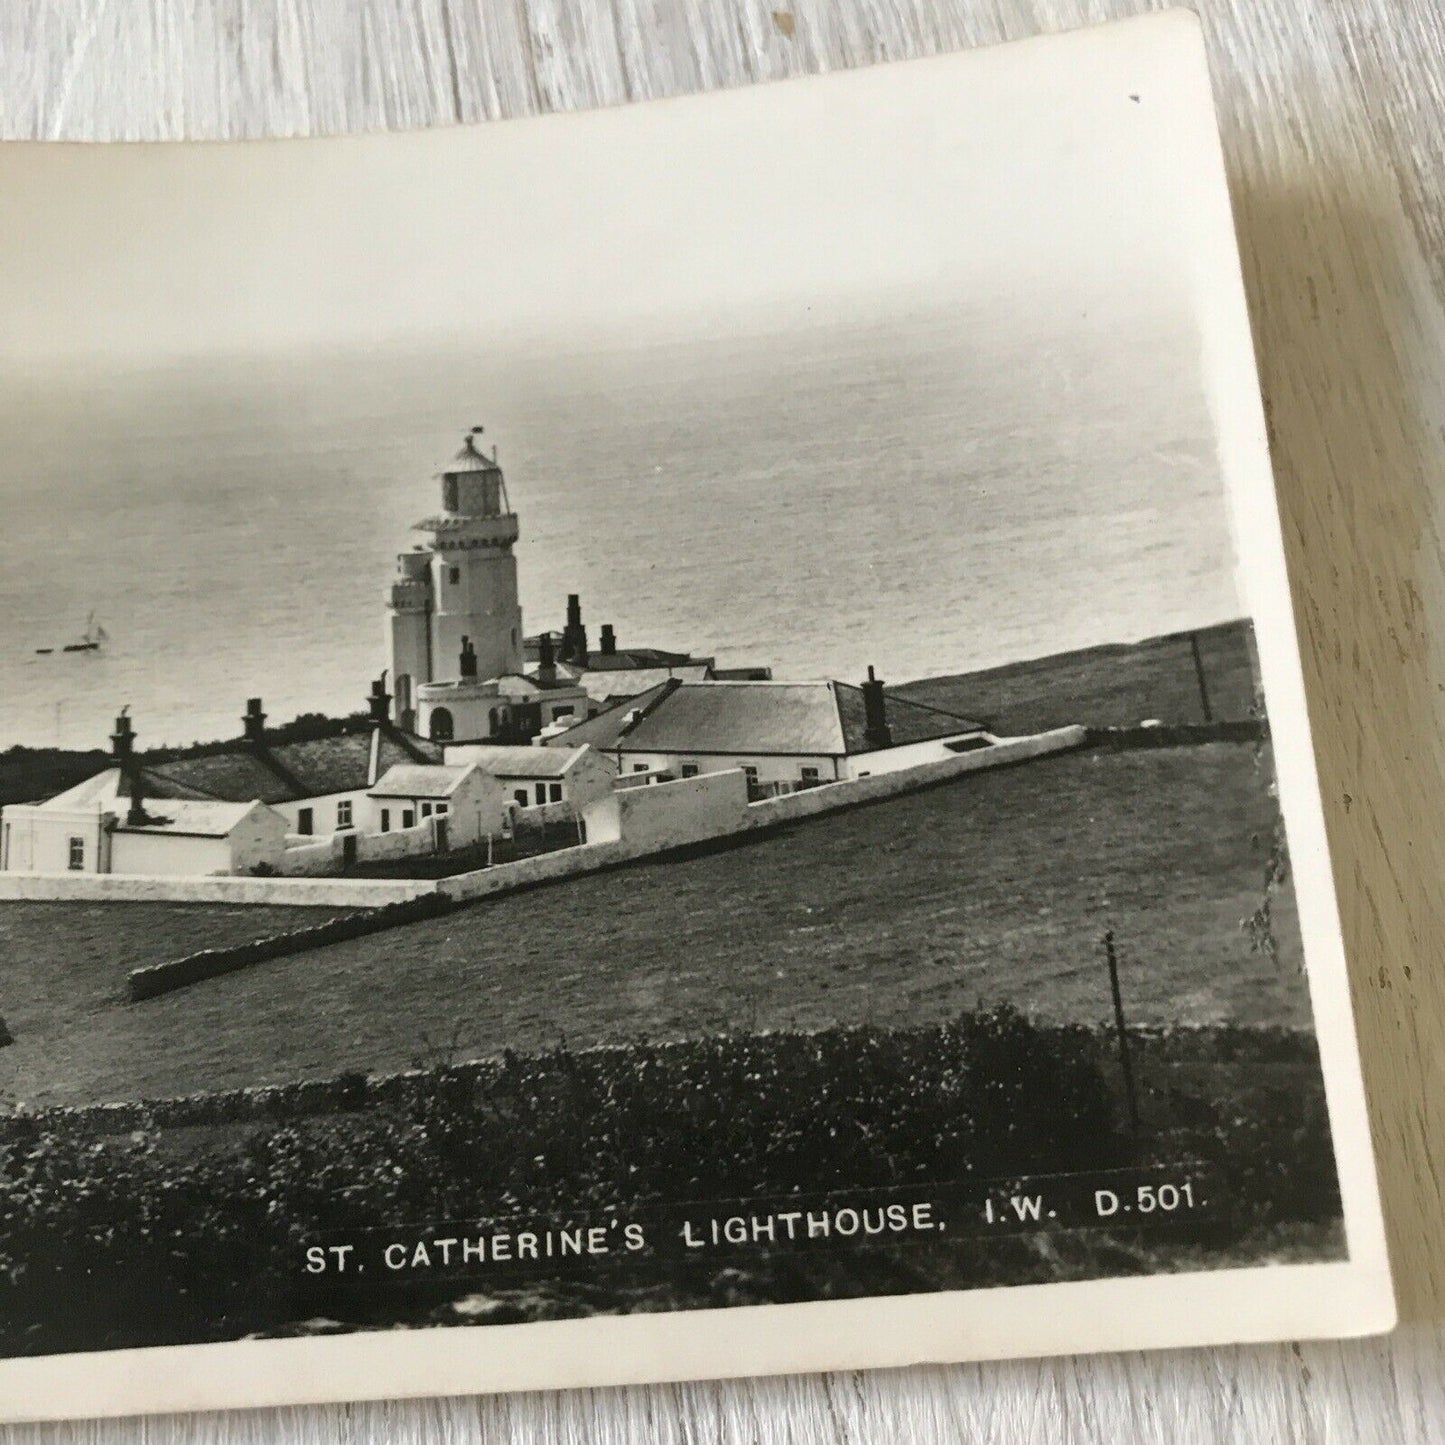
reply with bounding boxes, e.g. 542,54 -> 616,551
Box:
0,11 -> 1393,1422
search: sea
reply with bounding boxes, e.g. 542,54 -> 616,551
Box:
0,304 -> 1241,751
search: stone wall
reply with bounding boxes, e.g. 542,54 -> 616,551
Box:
609,768 -> 752,851
437,839 -> 627,902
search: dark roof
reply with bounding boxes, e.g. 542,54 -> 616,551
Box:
543,677 -> 984,758
523,635 -> 712,671
539,680 -> 680,750
833,684 -> 985,753
582,649 -> 713,671
138,727 -> 442,805
615,682 -> 847,755
546,680 -> 984,758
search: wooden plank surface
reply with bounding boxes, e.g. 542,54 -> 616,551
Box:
2,0 -> 1443,1439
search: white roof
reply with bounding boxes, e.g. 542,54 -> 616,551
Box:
369,763 -> 477,798
115,799 -> 265,837
443,744 -> 582,778
41,767 -> 124,808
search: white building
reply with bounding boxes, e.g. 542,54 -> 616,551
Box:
387,428 -> 525,731
0,690 -> 493,879
366,761 -> 508,843
545,672 -> 994,795
415,656 -> 591,745
0,765 -> 289,878
443,742 -> 616,817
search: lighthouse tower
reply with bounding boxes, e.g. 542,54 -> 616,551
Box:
387,427 -> 524,728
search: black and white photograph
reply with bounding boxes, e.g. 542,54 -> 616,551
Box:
0,11 -> 1391,1421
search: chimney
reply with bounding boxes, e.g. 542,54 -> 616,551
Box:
110,711 -> 135,761
459,636 -> 478,679
599,624 -> 617,657
537,632 -> 557,681
111,711 -> 147,823
861,666 -> 892,749
126,770 -> 149,827
243,697 -> 267,744
561,593 -> 588,663
367,675 -> 391,723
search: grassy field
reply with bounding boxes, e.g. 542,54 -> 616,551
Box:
0,902 -> 346,1048
0,738 -> 1309,1106
897,619 -> 1257,734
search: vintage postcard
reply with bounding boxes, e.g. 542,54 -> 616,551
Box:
0,10 -> 1392,1422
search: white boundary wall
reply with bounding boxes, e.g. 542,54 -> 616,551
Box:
0,730 -> 1083,907
0,872 -> 433,907
745,728 -> 1086,827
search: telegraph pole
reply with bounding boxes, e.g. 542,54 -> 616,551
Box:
1103,929 -> 1139,1132
1189,633 -> 1213,722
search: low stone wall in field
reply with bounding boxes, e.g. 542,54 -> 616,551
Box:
1083,719 -> 1267,749
438,839 -> 627,902
128,894 -> 457,1001
277,836 -> 339,876
0,871 -> 435,908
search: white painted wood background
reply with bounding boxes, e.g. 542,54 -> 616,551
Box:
2,0 -> 1443,1439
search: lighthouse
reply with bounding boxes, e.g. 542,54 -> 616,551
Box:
387,427 -> 524,728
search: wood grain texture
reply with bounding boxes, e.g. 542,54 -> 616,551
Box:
2,0 -> 1443,1438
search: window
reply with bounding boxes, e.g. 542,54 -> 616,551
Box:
443,477 -> 459,511
402,809 -> 416,828
67,836 -> 85,871
551,705 -> 575,720
489,708 -> 500,734
420,802 -> 433,818
514,789 -> 529,808
380,809 -> 391,833
741,765 -> 760,799
336,800 -> 353,829
632,763 -> 648,772
435,803 -> 448,815
548,783 -> 563,803
448,566 -> 460,585
534,783 -> 547,806
429,707 -> 454,741
680,762 -> 700,779
297,808 -> 314,836
800,767 -> 821,787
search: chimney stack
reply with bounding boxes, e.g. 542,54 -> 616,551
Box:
111,711 -> 148,823
459,636 -> 478,679
368,675 -> 391,723
110,711 -> 135,761
599,624 -> 617,656
561,593 -> 588,663
243,697 -> 267,744
861,666 -> 892,749
537,632 -> 557,680
127,771 -> 149,827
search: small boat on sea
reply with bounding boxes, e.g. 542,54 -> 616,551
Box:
36,611 -> 109,655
